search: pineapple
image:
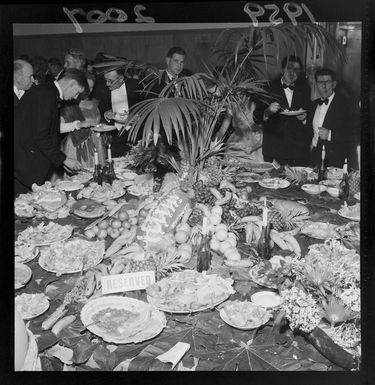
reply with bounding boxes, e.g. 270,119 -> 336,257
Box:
178,159 -> 195,193
187,207 -> 204,226
348,171 -> 360,195
267,209 -> 296,231
198,157 -> 223,187
127,257 -> 157,273
282,165 -> 314,184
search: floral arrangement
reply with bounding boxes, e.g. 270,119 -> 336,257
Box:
278,239 -> 361,357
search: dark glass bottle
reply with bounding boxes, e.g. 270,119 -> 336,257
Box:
317,158 -> 327,182
338,158 -> 349,201
257,223 -> 272,260
197,236 -> 211,272
93,164 -> 103,185
106,161 -> 116,185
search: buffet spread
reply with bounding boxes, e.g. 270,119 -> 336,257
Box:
14,157 -> 361,371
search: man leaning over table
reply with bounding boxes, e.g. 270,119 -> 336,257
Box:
14,69 -> 89,197
254,55 -> 313,166
307,68 -> 359,169
14,59 -> 34,107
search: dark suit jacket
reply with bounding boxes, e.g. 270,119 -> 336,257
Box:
254,78 -> 312,166
14,82 -> 66,188
307,92 -> 358,168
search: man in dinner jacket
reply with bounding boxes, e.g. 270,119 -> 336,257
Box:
254,55 -> 313,166
14,69 -> 89,196
13,60 -> 35,107
307,68 -> 358,169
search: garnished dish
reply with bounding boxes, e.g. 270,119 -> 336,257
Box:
77,181 -> 126,202
31,183 -> 67,212
39,238 -> 105,274
14,197 -> 36,218
249,263 -> 279,289
283,166 -> 317,184
15,241 -> 39,263
338,203 -> 360,221
15,293 -> 50,320
54,180 -> 84,192
280,108 -> 307,116
70,171 -> 93,184
146,270 -> 235,313
300,221 -> 339,239
71,199 -> 106,219
15,263 -> 32,290
80,296 -> 166,344
319,179 -> 340,187
17,222 -> 73,246
326,167 -> 343,180
259,178 -> 290,189
301,184 -> 327,195
220,300 -> 272,330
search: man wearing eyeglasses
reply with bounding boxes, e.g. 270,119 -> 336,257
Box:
254,55 -> 312,166
94,68 -> 143,156
308,68 -> 358,168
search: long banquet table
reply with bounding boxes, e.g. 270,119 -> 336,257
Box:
14,175 -> 359,371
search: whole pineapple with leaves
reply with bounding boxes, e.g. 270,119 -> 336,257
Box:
267,209 -> 297,231
198,156 -> 223,187
348,171 -> 360,195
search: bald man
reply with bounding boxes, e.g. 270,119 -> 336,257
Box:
14,60 -> 34,106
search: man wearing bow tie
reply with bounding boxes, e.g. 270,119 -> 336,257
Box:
255,55 -> 312,166
308,68 -> 358,168
14,69 -> 89,196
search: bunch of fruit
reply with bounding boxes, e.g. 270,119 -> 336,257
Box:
192,180 -> 216,206
84,204 -> 149,240
187,206 -> 204,226
221,198 -> 238,224
235,202 -> 263,218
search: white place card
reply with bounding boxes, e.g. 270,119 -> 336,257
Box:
101,271 -> 155,294
156,342 -> 191,369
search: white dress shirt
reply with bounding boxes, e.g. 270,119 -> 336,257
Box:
281,79 -> 294,108
311,92 -> 335,148
54,81 -> 63,100
111,83 -> 129,130
14,85 -> 25,100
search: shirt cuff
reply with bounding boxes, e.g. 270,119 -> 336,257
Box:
328,129 -> 332,141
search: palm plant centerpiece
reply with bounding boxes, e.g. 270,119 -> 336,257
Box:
92,22 -> 345,184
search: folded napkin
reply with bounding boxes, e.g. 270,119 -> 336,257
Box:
156,342 -> 190,369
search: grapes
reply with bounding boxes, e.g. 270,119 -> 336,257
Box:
192,181 -> 216,206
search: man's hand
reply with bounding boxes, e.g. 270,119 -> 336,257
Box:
264,102 -> 281,121
318,127 -> 330,140
63,158 -> 81,173
104,110 -> 115,122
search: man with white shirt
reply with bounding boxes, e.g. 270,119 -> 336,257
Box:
13,60 -> 34,106
97,68 -> 143,156
254,55 -> 312,166
308,68 -> 358,168
14,69 -> 89,196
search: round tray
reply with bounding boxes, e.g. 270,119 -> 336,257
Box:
91,124 -> 117,133
17,224 -> 73,247
80,295 -> 166,344
300,222 -> 340,239
15,245 -> 40,264
147,295 -> 229,314
15,263 -> 32,290
54,180 -> 84,192
301,184 -> 327,195
219,302 -> 271,330
250,291 -> 282,309
71,199 -> 106,219
249,265 -> 278,289
15,293 -> 50,320
259,178 -> 290,190
280,109 -> 307,116
338,208 -> 360,222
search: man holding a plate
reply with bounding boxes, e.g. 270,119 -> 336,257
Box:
254,55 -> 312,166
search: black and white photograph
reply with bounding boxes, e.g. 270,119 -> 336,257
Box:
2,1 -> 374,382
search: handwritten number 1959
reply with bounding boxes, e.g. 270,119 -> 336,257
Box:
244,2 -> 316,27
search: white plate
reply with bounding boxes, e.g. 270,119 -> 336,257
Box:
15,245 -> 40,264
259,178 -> 290,189
280,109 -> 307,116
300,222 -> 339,239
15,263 -> 32,290
354,192 -> 360,201
251,291 -> 282,309
55,180 -> 84,192
17,224 -> 73,246
80,296 -> 166,344
91,124 -> 117,133
219,301 -> 271,330
147,295 -> 229,314
338,208 -> 360,222
15,293 -> 50,320
301,184 -> 327,195
319,179 -> 341,187
38,239 -> 105,274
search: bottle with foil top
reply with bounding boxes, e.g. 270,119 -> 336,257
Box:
338,158 -> 349,201
257,201 -> 272,260
317,145 -> 327,182
197,217 -> 211,272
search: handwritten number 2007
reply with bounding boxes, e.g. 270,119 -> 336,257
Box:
244,2 -> 316,26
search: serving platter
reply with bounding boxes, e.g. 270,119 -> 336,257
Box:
280,109 -> 307,116
15,263 -> 32,290
259,178 -> 290,189
301,184 -> 327,195
251,291 -> 282,309
17,223 -> 73,246
338,204 -> 360,222
15,293 -> 50,320
248,264 -> 278,289
80,296 -> 166,344
90,124 -> 117,133
300,221 -> 339,239
54,180 -> 84,192
15,243 -> 39,264
71,199 -> 106,219
219,300 -> 271,330
38,238 -> 105,274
